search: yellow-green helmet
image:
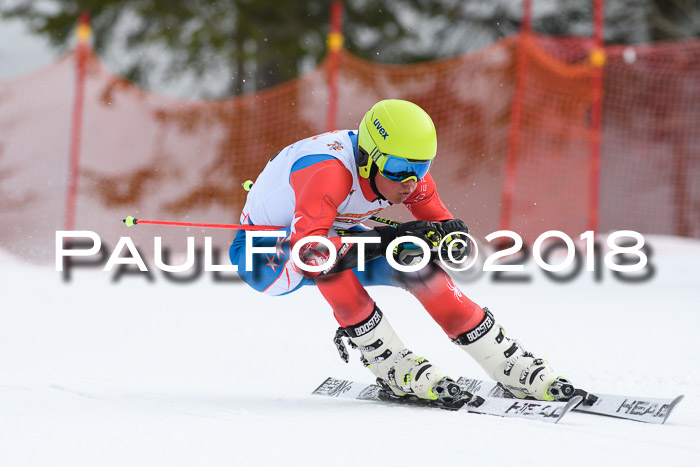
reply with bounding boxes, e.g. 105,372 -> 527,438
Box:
357,99 -> 437,181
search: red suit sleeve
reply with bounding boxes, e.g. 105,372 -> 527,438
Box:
402,173 -> 454,221
289,158 -> 375,327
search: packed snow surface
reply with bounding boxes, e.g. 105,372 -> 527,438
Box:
1,235 -> 698,466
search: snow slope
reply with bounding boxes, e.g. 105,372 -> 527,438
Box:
0,235 -> 698,466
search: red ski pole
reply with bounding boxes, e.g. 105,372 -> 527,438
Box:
121,215 -> 284,231
121,214 -> 400,232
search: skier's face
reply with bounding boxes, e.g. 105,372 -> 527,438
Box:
374,172 -> 417,204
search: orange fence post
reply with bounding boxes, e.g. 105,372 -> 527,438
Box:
64,12 -> 90,232
325,1 -> 344,132
588,0 -> 606,233
500,0 -> 532,233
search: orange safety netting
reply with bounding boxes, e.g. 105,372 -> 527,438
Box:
1,33 -> 700,263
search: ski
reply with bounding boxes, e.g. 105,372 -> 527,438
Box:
455,377 -> 685,424
312,377 -> 582,424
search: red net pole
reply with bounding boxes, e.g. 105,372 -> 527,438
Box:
588,0 -> 606,233
500,0 -> 532,233
64,12 -> 90,232
325,1 -> 343,132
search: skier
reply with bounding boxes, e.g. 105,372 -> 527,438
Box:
229,99 -> 571,403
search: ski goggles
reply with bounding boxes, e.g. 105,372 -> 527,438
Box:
370,149 -> 432,183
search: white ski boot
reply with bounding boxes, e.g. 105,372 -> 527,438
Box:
335,305 -> 454,401
454,308 -> 573,401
